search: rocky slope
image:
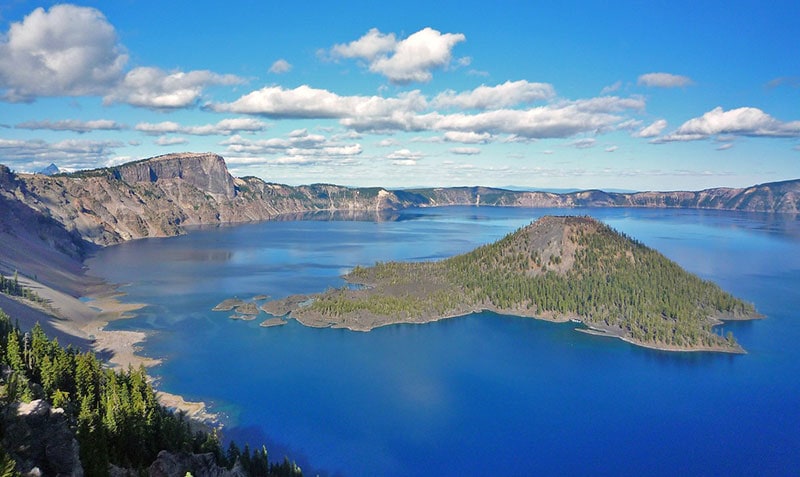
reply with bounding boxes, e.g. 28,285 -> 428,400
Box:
0,153 -> 414,247
0,153 -> 797,256
411,181 -> 800,213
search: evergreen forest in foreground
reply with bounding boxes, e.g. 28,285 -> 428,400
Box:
0,308 -> 302,476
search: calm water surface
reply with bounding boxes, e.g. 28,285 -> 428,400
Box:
86,207 -> 800,476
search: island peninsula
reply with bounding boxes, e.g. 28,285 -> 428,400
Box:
262,216 -> 759,353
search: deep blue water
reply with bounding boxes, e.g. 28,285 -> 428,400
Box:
85,207 -> 800,476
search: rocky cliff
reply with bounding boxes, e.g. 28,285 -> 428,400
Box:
0,153 -> 416,247
114,152 -> 236,200
1,399 -> 84,476
0,154 -> 797,254
413,181 -> 800,213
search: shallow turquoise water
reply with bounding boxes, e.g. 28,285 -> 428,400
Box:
87,208 -> 800,476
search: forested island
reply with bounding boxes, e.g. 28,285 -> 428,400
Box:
263,216 -> 758,352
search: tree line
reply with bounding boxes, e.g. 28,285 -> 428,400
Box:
0,308 -> 302,476
0,272 -> 45,305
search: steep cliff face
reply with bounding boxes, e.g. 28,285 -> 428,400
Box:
414,180 -> 800,213
0,154 -> 797,254
114,152 -> 236,200
0,154 -> 416,247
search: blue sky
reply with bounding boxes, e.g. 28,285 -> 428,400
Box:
0,1 -> 798,190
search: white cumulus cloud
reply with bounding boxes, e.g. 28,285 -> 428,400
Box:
214,85 -> 645,140
387,148 -> 423,161
331,28 -> 397,61
0,4 -> 127,101
432,80 -> 555,110
211,84 -> 427,121
370,28 -> 465,84
443,131 -> 493,143
654,107 -> 800,142
221,130 -> 362,160
155,136 -> 188,146
450,147 -> 481,155
136,118 -> 267,136
600,81 -> 622,95
0,5 -> 241,108
637,72 -> 693,88
106,67 -> 243,109
331,27 -> 465,84
428,96 -> 644,139
633,119 -> 667,138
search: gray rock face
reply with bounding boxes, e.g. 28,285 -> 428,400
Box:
148,451 -> 246,477
1,153 -> 798,255
2,399 -> 84,477
115,152 -> 236,200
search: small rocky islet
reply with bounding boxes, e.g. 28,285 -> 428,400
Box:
212,295 -> 287,326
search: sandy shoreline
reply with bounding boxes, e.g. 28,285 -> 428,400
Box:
3,273 -> 218,423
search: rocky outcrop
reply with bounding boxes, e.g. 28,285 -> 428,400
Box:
1,399 -> 84,477
114,153 -> 236,200
148,451 -> 246,477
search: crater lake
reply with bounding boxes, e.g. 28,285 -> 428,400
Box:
85,207 -> 800,476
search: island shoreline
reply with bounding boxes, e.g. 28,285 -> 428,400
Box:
267,297 -> 752,354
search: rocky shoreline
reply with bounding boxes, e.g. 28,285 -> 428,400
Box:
257,291 -> 751,354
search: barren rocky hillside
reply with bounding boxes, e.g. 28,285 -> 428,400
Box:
0,152 -> 796,265
0,153 -> 416,248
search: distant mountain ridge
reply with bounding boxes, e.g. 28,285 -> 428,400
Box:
36,163 -> 59,176
404,181 -> 800,213
0,153 -> 797,258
